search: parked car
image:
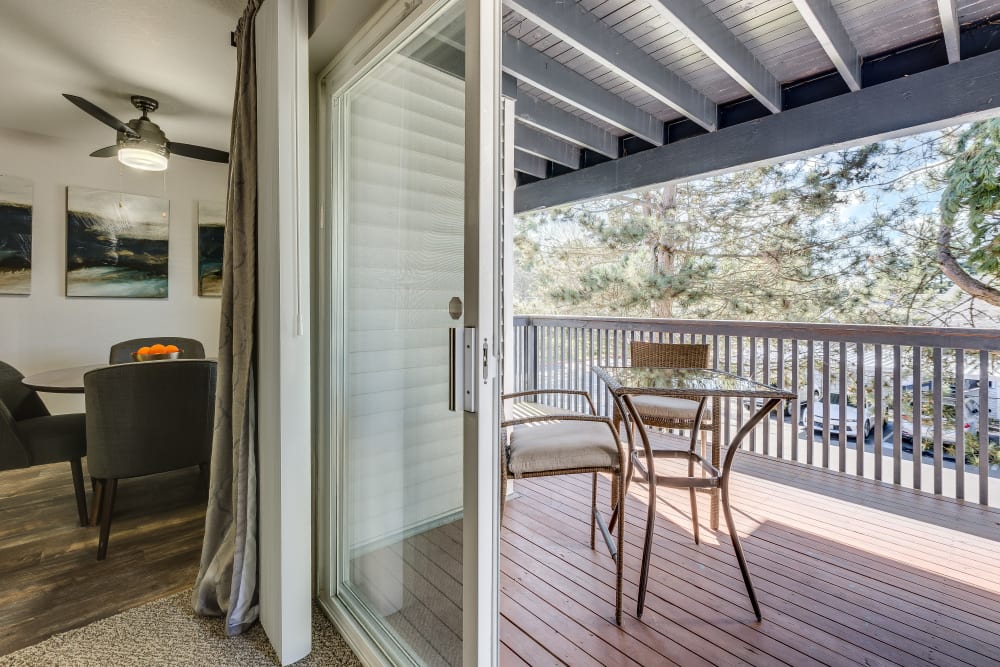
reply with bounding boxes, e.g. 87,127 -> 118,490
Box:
807,392 -> 884,439
743,382 -> 821,417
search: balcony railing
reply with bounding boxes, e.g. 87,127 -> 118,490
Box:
511,315 -> 1000,505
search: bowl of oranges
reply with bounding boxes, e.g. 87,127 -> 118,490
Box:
133,343 -> 182,362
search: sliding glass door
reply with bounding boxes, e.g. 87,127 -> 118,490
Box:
318,1 -> 500,664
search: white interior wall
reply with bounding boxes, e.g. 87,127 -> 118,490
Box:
0,127 -> 227,414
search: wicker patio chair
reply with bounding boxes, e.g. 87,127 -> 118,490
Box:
500,389 -> 626,625
615,341 -> 722,529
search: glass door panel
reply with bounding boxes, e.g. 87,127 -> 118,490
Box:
334,4 -> 468,664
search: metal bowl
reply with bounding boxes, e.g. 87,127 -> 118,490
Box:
132,351 -> 181,362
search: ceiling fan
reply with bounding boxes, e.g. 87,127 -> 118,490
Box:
63,93 -> 229,171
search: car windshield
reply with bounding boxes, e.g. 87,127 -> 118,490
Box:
828,392 -> 858,407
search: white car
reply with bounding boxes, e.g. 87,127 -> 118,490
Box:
807,392 -> 882,439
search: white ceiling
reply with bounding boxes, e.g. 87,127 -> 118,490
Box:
0,0 -> 243,152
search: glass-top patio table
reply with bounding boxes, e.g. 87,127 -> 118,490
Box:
594,365 -> 795,621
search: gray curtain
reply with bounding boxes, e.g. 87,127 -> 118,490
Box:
192,0 -> 262,636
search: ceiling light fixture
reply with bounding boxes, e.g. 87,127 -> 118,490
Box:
118,146 -> 169,171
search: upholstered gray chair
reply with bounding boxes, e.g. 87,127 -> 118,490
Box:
0,361 -> 88,526
108,337 -> 206,364
84,359 -> 216,560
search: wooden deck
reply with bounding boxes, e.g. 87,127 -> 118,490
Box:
500,450 -> 1000,667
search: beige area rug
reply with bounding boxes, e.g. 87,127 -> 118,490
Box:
0,590 -> 361,667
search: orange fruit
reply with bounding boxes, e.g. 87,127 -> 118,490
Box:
150,343 -> 167,354
164,344 -> 179,353
137,346 -> 152,355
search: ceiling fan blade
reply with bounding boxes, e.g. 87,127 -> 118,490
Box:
63,94 -> 138,138
90,145 -> 119,158
168,142 -> 229,163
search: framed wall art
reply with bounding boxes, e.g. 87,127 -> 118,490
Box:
0,175 -> 33,295
197,200 -> 224,297
66,186 -> 169,298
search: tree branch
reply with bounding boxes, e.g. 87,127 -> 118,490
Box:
936,222 -> 1000,307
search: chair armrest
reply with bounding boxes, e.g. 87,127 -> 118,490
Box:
501,389 -> 597,415
501,413 -> 614,431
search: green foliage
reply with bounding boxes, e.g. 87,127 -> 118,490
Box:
514,123 -> 1000,326
940,119 -> 1000,275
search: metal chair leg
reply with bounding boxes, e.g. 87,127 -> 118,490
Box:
590,472 -> 597,549
615,469 -> 625,626
688,455 -> 700,545
636,475 -> 657,619
722,474 -> 761,621
499,470 -> 507,527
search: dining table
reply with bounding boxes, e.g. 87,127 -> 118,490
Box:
20,364 -> 108,394
21,358 -> 216,394
593,364 -> 795,620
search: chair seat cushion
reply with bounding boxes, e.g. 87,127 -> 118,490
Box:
507,420 -> 619,476
17,413 -> 87,466
630,395 -> 712,422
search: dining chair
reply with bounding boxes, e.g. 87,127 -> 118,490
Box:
84,359 -> 216,560
501,389 -> 626,624
108,337 -> 206,364
615,342 -> 723,530
0,360 -> 88,526
614,342 -> 720,453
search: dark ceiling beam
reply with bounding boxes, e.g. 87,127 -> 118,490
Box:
514,47 -> 1000,212
514,150 -> 548,178
514,124 -> 581,168
937,0 -> 961,63
790,0 -> 862,91
514,89 -> 619,158
505,0 -> 716,131
501,34 -> 663,146
647,0 -> 781,113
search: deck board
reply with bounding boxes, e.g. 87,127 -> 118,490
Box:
497,447 -> 1000,667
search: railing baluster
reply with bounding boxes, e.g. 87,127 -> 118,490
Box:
789,338 -> 811,461
856,342 -> 865,478
724,335 -> 732,446
737,337 -> 745,449
777,338 -> 784,459
913,347 -> 923,492
822,340 -> 831,469
762,336 -> 770,456
933,347 -> 943,496
874,343 -> 883,482
955,349 -> 964,500
807,340 -> 815,466
893,345 -> 902,485
979,350 -> 989,505
837,341 -> 844,472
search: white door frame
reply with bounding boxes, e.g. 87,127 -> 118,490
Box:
313,0 -> 501,664
256,0 -> 313,664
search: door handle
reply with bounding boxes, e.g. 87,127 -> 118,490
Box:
449,327 -> 459,411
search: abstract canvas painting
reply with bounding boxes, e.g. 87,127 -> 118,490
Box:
66,187 -> 170,298
197,200 -> 224,297
0,175 -> 33,295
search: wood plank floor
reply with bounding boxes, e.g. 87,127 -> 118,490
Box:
500,450 -> 1000,667
0,460 -> 207,655
354,440 -> 1000,666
